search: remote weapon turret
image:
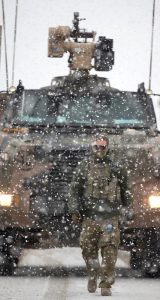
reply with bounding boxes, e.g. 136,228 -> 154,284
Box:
48,12 -> 114,72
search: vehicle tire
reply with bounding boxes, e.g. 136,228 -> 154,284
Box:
2,258 -> 16,276
130,248 -> 142,270
0,255 -> 18,276
141,258 -> 160,278
0,232 -> 22,276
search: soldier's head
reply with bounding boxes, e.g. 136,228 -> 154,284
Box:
91,135 -> 109,159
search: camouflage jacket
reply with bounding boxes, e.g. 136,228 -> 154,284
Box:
68,154 -> 133,218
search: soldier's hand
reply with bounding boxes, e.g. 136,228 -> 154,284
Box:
127,208 -> 134,221
119,207 -> 134,227
120,207 -> 134,220
72,213 -> 81,224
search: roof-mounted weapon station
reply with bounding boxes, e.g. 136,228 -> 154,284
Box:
48,12 -> 114,72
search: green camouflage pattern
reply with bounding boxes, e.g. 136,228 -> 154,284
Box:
69,151 -> 132,287
68,153 -> 132,218
80,217 -> 120,288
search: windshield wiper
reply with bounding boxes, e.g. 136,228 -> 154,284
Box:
119,124 -> 151,130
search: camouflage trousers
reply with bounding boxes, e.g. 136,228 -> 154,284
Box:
80,216 -> 120,288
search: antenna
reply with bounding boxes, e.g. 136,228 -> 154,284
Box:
11,0 -> 19,88
1,0 -> 9,92
148,0 -> 156,93
0,25 -> 2,79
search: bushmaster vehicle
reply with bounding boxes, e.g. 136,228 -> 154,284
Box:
0,13 -> 160,275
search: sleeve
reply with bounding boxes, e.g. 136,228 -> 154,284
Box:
117,166 -> 133,207
68,159 -> 87,214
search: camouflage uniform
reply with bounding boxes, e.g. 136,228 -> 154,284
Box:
68,154 -> 132,289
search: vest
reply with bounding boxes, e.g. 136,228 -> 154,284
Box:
82,158 -> 121,215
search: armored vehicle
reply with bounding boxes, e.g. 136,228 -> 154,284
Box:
0,13 -> 160,276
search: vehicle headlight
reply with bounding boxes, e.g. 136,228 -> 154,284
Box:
148,195 -> 160,208
0,194 -> 20,207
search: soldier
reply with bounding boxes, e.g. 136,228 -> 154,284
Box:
68,134 -> 133,296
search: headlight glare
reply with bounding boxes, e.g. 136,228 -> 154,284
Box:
149,195 -> 160,208
0,194 -> 13,206
0,194 -> 20,207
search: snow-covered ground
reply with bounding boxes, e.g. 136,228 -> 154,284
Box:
0,276 -> 159,300
18,248 -> 130,269
1,247 -> 160,300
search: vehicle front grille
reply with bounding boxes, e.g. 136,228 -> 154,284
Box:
48,149 -> 87,203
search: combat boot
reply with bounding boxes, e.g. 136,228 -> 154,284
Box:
101,287 -> 112,296
87,277 -> 97,293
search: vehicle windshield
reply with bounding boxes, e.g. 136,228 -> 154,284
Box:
4,89 -> 154,128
